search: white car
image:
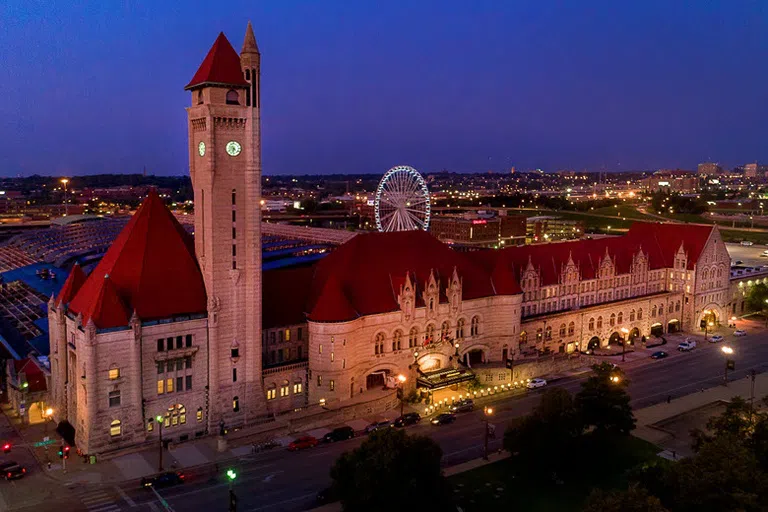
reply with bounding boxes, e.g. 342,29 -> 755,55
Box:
734,330 -> 747,337
741,241 -> 754,246
709,334 -> 724,343
526,378 -> 547,389
677,340 -> 696,351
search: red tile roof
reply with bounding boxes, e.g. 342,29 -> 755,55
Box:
185,32 -> 249,90
13,358 -> 46,393
263,266 -> 314,329
55,264 -> 86,307
69,190 -> 207,329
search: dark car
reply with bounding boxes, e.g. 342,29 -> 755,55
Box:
141,471 -> 184,488
651,351 -> 668,359
4,464 -> 26,481
393,412 -> 421,427
364,420 -> 392,434
451,399 -> 475,413
431,413 -> 456,426
323,426 -> 355,443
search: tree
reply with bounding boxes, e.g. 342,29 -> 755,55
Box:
745,282 -> 768,314
575,362 -> 636,435
330,428 -> 453,512
504,387 -> 582,476
583,484 -> 668,512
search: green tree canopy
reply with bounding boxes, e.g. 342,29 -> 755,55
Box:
575,362 -> 636,435
330,428 -> 453,512
583,484 -> 668,512
745,282 -> 768,313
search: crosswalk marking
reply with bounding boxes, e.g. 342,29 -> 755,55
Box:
75,487 -> 123,511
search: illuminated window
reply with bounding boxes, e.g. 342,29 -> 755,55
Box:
110,420 -> 122,437
293,382 -> 303,394
157,379 -> 164,395
166,378 -> 174,393
147,419 -> 154,432
266,386 -> 276,400
233,396 -> 240,412
197,407 -> 203,422
285,329 -> 291,341
330,379 -> 335,391
109,367 -> 120,380
280,381 -> 290,397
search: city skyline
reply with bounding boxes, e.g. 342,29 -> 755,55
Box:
3,1 -> 768,176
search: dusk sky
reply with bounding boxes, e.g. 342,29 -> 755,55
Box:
2,1 -> 768,176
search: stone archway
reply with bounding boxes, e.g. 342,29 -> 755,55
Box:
699,308 -> 720,330
587,336 -> 601,351
366,369 -> 390,390
667,319 -> 680,333
629,327 -> 640,340
608,331 -> 623,346
650,322 -> 663,337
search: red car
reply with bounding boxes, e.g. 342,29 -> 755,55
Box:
287,436 -> 318,451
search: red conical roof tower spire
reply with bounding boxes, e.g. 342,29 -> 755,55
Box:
185,32 -> 249,90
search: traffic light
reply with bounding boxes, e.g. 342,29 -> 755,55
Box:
2,442 -> 11,453
63,446 -> 70,459
226,468 -> 237,481
58,446 -> 64,459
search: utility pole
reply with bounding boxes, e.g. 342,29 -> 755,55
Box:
483,407 -> 494,460
227,469 -> 238,512
155,415 -> 164,472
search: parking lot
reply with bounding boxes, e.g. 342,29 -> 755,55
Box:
726,242 -> 768,267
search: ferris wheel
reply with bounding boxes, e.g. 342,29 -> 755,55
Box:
374,165 -> 431,232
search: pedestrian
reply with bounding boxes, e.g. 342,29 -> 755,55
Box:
667,395 -> 671,404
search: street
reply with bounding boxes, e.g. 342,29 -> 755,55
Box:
4,323 -> 768,512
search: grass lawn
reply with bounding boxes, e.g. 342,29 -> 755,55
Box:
591,205 -> 653,220
450,435 -> 659,512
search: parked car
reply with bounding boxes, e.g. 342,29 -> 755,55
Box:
393,412 -> 421,427
323,426 -> 355,443
451,399 -> 475,413
651,351 -> 668,359
526,378 -> 548,389
734,329 -> 747,337
709,334 -> 724,343
141,471 -> 184,488
3,463 -> 25,481
677,340 -> 696,351
431,413 -> 456,426
735,260 -> 744,265
288,436 -> 319,451
364,420 -> 392,434
741,241 -> 753,246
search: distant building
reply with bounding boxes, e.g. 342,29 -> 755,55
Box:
641,170 -> 698,193
429,211 -> 526,248
743,163 -> 768,179
526,216 -> 585,242
697,162 -> 722,175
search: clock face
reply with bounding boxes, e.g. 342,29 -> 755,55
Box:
198,141 -> 206,157
226,141 -> 242,157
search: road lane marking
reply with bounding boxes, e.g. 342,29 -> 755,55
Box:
115,485 -> 137,507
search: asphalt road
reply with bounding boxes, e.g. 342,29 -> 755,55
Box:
6,324 -> 768,512
726,242 -> 768,267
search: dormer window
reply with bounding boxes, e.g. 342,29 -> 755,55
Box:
226,90 -> 240,105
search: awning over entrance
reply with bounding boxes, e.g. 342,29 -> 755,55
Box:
417,367 -> 475,390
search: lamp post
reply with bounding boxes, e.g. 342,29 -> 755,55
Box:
60,178 -> 69,217
397,374 -> 407,417
155,415 -> 164,472
722,346 -> 734,385
483,406 -> 494,460
43,407 -> 53,463
619,327 -> 629,362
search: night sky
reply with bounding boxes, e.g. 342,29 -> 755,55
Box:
2,1 -> 768,176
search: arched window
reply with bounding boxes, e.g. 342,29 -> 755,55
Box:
545,326 -> 552,340
408,327 -> 418,348
559,324 -> 566,337
164,404 -> 186,426
196,90 -> 203,105
425,324 -> 435,344
638,308 -> 643,320
588,318 -> 595,331
441,321 -> 450,342
519,331 -> 528,344
233,396 -> 240,412
630,309 -> 636,322
266,383 -> 277,400
568,321 -> 575,336
609,313 -> 616,327
456,318 -> 465,340
597,316 -> 603,329
110,419 -> 121,437
651,305 -> 657,317
226,89 -> 240,105
659,304 -> 664,315
617,312 -> 623,324
470,316 -> 480,336
374,333 -> 385,355
675,301 -> 681,312
196,407 -> 203,422
392,330 -> 403,351
536,328 -> 543,342
280,380 -> 290,397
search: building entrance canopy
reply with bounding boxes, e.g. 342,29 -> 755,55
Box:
417,367 -> 475,390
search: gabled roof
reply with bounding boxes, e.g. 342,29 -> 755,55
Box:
308,273 -> 358,323
55,264 -> 86,307
625,222 -> 714,270
69,190 -> 207,329
185,32 -> 249,90
78,275 -> 130,329
13,358 -> 47,392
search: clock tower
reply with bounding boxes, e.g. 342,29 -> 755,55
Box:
185,24 -> 266,428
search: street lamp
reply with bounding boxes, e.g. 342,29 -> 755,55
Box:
722,346 -> 734,385
610,375 -> 621,384
619,327 -> 629,362
226,468 -> 238,512
43,407 -> 53,464
483,406 -> 494,460
154,415 -> 164,472
60,178 -> 69,216
397,374 -> 407,417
